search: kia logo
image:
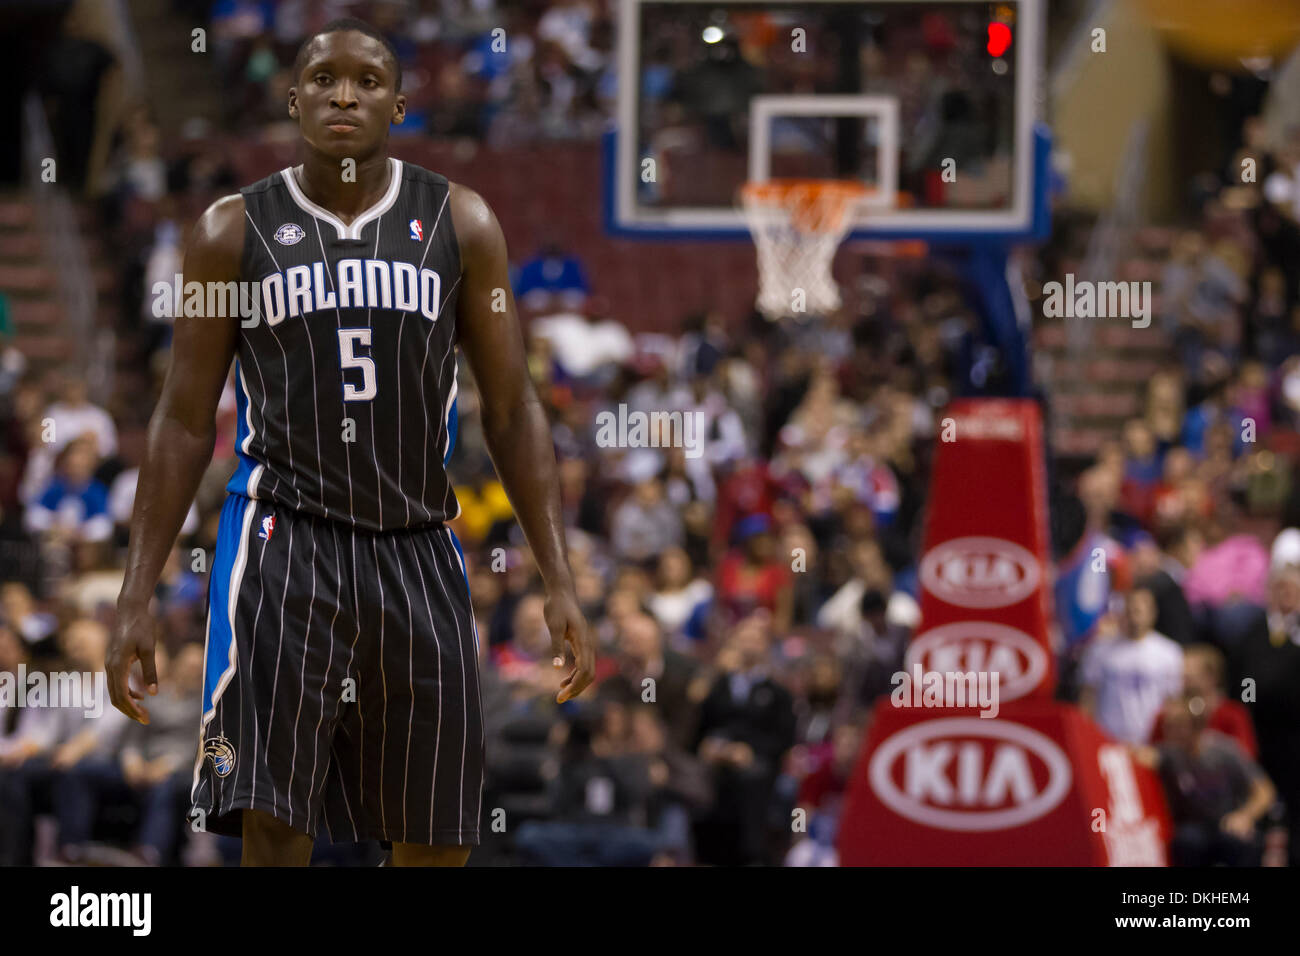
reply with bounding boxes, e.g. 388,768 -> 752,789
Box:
905,622 -> 1049,701
868,718 -> 1072,831
919,536 -> 1041,608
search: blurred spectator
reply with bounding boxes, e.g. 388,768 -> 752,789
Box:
514,699 -> 662,866
0,622 -> 57,864
1144,695 -> 1276,867
1,581 -> 57,657
715,513 -> 792,630
58,644 -> 203,865
1152,644 -> 1257,757
514,241 -> 590,313
785,719 -> 863,867
0,294 -> 27,404
530,307 -> 634,382
816,537 -> 917,651
605,611 -> 702,749
109,465 -> 200,542
1184,530 -> 1270,609
20,377 -> 117,507
23,437 -> 113,545
1225,563 -> 1300,867
646,546 -> 712,643
692,614 -> 796,865
1079,587 -> 1183,745
1131,530 -> 1198,646
609,477 -> 682,565
4,618 -> 129,863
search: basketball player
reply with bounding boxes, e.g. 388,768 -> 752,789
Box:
107,18 -> 595,866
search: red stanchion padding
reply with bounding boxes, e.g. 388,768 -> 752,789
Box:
837,697 -> 1172,865
911,398 -> 1055,701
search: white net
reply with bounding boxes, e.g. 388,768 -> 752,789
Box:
740,180 -> 868,319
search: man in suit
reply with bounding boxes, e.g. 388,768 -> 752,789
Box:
692,612 -> 796,865
611,612 -> 703,750
1226,565 -> 1300,866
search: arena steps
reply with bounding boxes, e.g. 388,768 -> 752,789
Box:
1033,307 -> 1173,460
0,193 -> 119,383
1029,226 -> 1181,460
123,0 -> 224,135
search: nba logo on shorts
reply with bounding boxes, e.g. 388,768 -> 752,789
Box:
259,514 -> 276,541
409,218 -> 423,242
204,736 -> 237,777
274,223 -> 305,245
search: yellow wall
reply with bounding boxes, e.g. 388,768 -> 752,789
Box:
1051,1 -> 1177,218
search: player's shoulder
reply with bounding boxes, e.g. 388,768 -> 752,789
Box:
398,162 -> 473,246
239,167 -> 284,199
194,193 -> 247,252
444,179 -> 502,260
184,192 -> 247,278
398,159 -> 452,192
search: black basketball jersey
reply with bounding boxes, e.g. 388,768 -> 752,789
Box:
226,158 -> 464,531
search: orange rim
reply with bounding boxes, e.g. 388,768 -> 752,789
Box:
741,179 -> 872,232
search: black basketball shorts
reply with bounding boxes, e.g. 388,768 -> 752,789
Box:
191,492 -> 484,846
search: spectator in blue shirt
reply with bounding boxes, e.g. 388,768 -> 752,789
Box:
514,242 -> 590,313
24,437 -> 112,544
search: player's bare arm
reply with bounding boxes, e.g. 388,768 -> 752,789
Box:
449,182 -> 595,703
109,194 -> 245,724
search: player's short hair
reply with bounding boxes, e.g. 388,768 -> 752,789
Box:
292,17 -> 402,92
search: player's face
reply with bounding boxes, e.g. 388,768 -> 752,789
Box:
289,31 -> 405,158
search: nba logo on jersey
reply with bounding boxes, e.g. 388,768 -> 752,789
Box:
259,514 -> 276,541
409,218 -> 423,241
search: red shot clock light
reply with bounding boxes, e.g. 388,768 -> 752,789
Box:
987,21 -> 1012,58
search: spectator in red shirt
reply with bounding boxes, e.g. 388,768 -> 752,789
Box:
716,513 -> 792,630
1152,644 -> 1257,758
711,459 -> 785,554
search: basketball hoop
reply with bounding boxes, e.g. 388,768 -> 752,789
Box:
740,179 -> 870,320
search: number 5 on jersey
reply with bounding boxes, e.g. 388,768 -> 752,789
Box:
338,328 -> 377,401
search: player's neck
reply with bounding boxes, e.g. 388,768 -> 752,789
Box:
293,152 -> 394,226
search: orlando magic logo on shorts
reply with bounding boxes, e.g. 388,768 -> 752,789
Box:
204,736 -> 237,777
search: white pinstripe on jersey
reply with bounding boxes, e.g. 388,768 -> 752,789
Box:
308,215 -> 358,525
426,529 -> 470,836
423,274 -> 463,521
405,531 -> 444,839
369,535 -> 389,832
304,518 -> 343,832
399,187 -> 450,527
245,211 -> 303,510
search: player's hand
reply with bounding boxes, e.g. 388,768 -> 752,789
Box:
544,587 -> 594,704
107,599 -> 160,724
